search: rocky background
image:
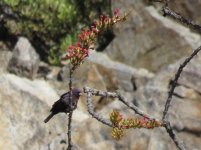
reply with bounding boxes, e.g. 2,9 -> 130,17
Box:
1,0 -> 201,150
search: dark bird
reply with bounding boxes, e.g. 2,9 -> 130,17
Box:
44,88 -> 82,123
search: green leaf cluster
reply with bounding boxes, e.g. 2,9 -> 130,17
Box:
2,0 -> 111,65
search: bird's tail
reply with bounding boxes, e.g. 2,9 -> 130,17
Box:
44,113 -> 54,123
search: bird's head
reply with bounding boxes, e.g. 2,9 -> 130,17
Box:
72,88 -> 82,98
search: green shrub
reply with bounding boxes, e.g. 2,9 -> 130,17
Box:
2,0 -> 112,65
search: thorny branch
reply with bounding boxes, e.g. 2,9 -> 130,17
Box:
163,45 -> 201,120
163,120 -> 186,150
83,87 -> 161,123
67,66 -> 74,150
161,45 -> 201,150
84,89 -> 113,127
67,112 -> 73,150
162,7 -> 201,34
150,1 -> 201,34
116,91 -> 160,121
83,85 -> 188,150
156,1 -> 201,149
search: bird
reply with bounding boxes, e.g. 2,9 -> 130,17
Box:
44,88 -> 82,123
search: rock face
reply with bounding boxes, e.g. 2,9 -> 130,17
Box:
7,37 -> 40,79
105,0 -> 201,72
59,52 -> 154,91
1,55 -> 201,150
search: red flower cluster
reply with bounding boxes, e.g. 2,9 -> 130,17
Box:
110,110 -> 163,140
63,9 -> 128,69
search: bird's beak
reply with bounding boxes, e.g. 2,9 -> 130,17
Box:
79,93 -> 83,96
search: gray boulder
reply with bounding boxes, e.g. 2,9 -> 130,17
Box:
7,37 -> 40,79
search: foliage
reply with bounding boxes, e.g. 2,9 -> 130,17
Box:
110,110 -> 163,140
1,0 -> 112,64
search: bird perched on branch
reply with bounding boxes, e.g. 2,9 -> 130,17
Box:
44,88 -> 82,123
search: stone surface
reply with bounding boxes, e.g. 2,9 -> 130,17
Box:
0,41 -> 9,51
0,50 -> 12,73
37,61 -> 51,79
59,52 -> 154,91
105,0 -> 201,72
87,52 -> 154,91
7,37 -> 40,79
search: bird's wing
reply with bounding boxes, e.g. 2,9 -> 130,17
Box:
60,92 -> 70,105
60,91 -> 70,99
50,92 -> 69,112
60,91 -> 77,110
50,99 -> 68,112
50,91 -> 78,113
